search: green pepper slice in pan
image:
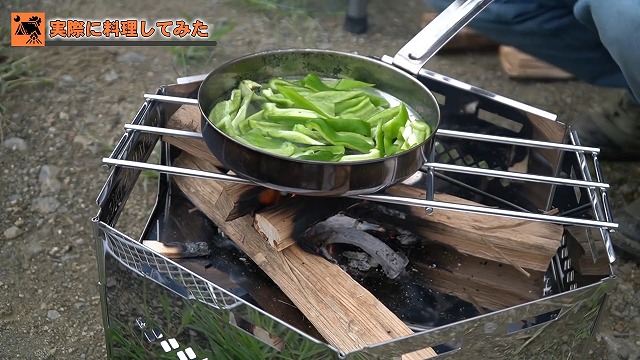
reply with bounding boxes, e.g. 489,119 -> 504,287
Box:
236,129 -> 296,157
266,130 -> 326,146
229,93 -> 254,133
306,91 -> 364,107
291,124 -> 328,143
261,103 -> 319,123
339,97 -> 380,120
277,85 -> 335,118
373,120 -> 385,155
260,88 -> 294,108
382,103 -> 409,142
305,119 -> 374,153
324,117 -> 371,137
300,73 -> 334,92
208,89 -> 242,127
339,149 -> 382,162
292,145 -> 345,161
366,105 -> 400,126
324,78 -> 375,90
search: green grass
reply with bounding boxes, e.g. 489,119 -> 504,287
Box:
108,281 -> 332,360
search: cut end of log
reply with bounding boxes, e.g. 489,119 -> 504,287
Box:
143,240 -> 184,259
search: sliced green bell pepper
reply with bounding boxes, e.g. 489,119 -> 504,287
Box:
373,120 -> 384,155
325,78 -> 375,90
236,129 -> 296,157
260,88 -> 294,108
292,145 -> 345,161
300,73 -> 334,92
262,103 -> 319,123
366,105 -> 400,126
334,95 -> 368,115
339,149 -> 382,162
305,119 -> 374,153
339,97 -> 380,120
266,130 -> 326,146
239,79 -> 262,99
229,93 -> 254,133
277,85 -> 335,118
324,117 -> 371,137
208,89 -> 242,127
382,103 -> 409,142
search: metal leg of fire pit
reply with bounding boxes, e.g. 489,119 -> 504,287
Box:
345,0 -> 368,34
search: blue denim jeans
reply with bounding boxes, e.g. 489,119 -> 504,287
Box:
424,0 -> 640,102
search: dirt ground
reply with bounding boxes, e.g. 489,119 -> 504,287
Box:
1,0 -> 639,359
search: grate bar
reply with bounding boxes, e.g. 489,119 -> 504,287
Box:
424,163 -> 608,189
101,157 -> 618,230
437,129 -> 600,154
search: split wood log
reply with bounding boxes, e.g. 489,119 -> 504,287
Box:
570,229 -> 612,276
381,185 -> 564,273
411,242 -> 545,311
336,203 -> 544,311
166,104 -> 201,131
221,185 -> 286,221
499,45 -> 574,80
254,196 -> 355,251
172,153 -> 436,359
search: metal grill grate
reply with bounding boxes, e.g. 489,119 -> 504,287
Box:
100,224 -> 241,310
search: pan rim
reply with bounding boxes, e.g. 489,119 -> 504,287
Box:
197,48 -> 441,166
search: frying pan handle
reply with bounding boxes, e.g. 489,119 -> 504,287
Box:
392,0 -> 494,75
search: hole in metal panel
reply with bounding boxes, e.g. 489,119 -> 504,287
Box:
506,309 -> 561,335
229,312 -> 285,351
478,109 -> 524,133
402,339 -> 462,359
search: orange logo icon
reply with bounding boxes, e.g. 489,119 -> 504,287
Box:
11,12 -> 46,47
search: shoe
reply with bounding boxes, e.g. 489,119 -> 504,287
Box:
611,199 -> 640,262
571,95 -> 640,161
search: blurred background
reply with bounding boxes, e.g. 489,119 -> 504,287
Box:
1,0 -> 638,358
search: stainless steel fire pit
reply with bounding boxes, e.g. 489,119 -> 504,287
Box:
92,67 -> 618,359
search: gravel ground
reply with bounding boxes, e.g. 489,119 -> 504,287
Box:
0,0 -> 639,359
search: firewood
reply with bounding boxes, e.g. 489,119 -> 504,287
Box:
167,104 -> 201,132
499,45 -> 574,80
411,241 -> 545,311
323,204 -> 544,311
172,153 -> 436,358
380,184 -> 564,272
253,196 -> 355,251
142,240 -> 211,259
